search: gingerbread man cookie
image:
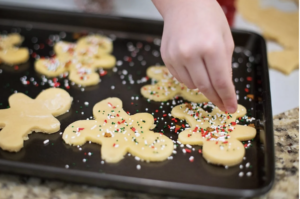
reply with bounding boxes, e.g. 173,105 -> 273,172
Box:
0,33 -> 29,65
63,98 -> 174,163
0,88 -> 72,152
35,34 -> 116,86
141,66 -> 209,102
171,102 -> 256,166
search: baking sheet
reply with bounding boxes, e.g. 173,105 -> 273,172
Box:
0,6 -> 274,199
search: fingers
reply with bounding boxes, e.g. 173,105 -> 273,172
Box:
203,42 -> 237,113
186,58 -> 225,111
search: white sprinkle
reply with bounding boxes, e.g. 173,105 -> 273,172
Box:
167,156 -> 173,160
182,149 -> 186,154
84,102 -> 89,106
240,165 -> 243,169
136,165 -> 141,170
186,144 -> 192,148
246,162 -> 250,168
43,139 -> 49,145
111,85 -> 115,90
189,156 -> 194,162
135,156 -> 140,161
246,172 -> 252,177
65,165 -> 69,169
83,158 -> 87,162
101,160 -> 105,164
239,172 -> 244,177
88,152 -> 92,156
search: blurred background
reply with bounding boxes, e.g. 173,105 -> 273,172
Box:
0,0 -> 298,115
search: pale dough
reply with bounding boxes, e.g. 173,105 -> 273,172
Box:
0,88 -> 72,152
35,34 -> 116,86
34,56 -> 70,77
76,34 -> 113,54
237,0 -> 299,74
141,66 -> 209,102
0,33 -> 29,65
0,48 -> 29,65
171,103 -> 256,166
63,98 -> 174,163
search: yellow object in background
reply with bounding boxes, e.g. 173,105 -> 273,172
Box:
237,0 -> 299,75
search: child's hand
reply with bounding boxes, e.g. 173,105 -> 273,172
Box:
152,0 -> 237,113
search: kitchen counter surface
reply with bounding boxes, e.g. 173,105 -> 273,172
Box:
0,108 -> 298,199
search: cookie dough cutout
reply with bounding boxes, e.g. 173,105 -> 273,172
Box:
141,66 -> 209,102
63,98 -> 174,163
54,41 -> 76,57
35,56 -> 71,77
0,48 -> 29,65
76,35 -> 113,54
0,33 -> 23,49
35,34 -> 116,86
73,54 -> 116,69
268,50 -> 299,75
171,103 -> 256,166
0,88 -> 72,152
237,0 -> 299,74
69,67 -> 100,86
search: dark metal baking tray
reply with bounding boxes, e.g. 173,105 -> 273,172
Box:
0,5 -> 274,199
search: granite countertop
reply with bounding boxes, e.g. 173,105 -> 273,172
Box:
0,108 -> 298,199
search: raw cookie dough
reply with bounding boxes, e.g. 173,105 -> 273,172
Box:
237,0 -> 299,74
69,67 -> 100,86
63,97 -> 174,163
0,48 -> 29,65
35,34 -> 116,86
0,88 -> 72,152
76,34 -> 113,54
0,33 -> 29,65
141,66 -> 209,102
171,102 -> 256,166
34,56 -> 70,77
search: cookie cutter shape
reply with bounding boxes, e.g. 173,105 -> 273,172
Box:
35,35 -> 116,86
63,97 -> 174,163
76,35 -> 113,54
141,66 -> 209,102
0,33 -> 29,65
0,88 -> 72,152
171,102 -> 256,166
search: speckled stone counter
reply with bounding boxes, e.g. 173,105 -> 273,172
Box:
0,108 -> 298,199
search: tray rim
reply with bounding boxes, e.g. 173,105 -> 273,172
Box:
0,5 -> 275,198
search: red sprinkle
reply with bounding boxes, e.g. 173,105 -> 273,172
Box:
247,77 -> 252,81
193,127 -> 198,132
104,120 -> 107,123
198,149 -> 202,153
14,65 -> 19,70
78,128 -> 84,132
185,149 -> 191,153
223,141 -> 228,144
182,124 -> 185,128
131,127 -> 136,132
100,70 -> 107,76
245,88 -> 249,92
163,114 -> 167,117
231,122 -> 236,126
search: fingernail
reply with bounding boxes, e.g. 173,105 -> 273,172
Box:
227,106 -> 237,114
